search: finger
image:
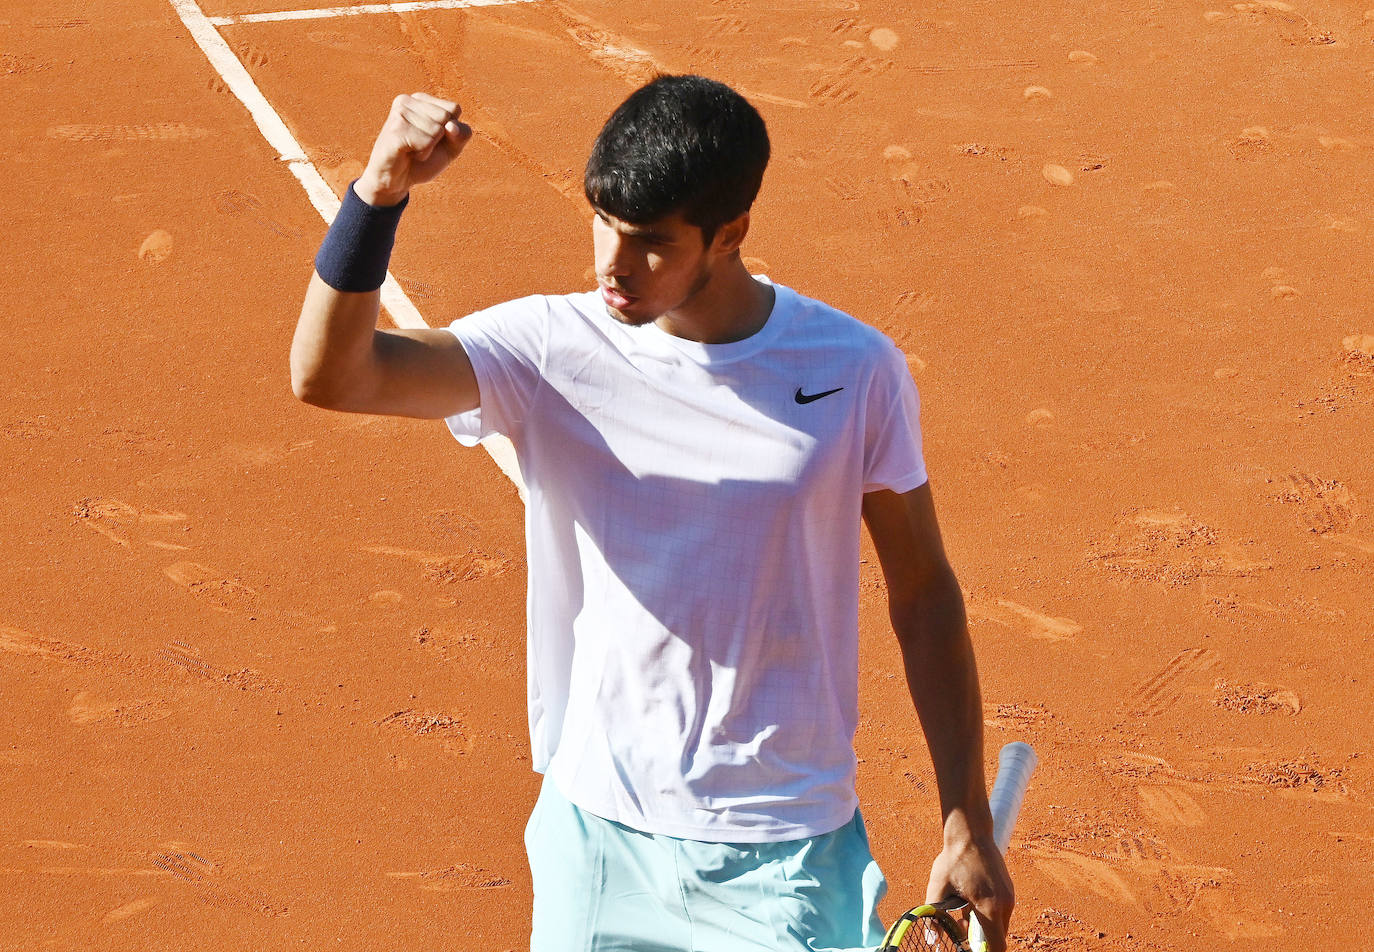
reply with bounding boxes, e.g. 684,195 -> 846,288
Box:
410,91 -> 459,117
405,95 -> 459,129
398,105 -> 447,161
924,865 -> 953,905
399,102 -> 446,140
439,120 -> 474,159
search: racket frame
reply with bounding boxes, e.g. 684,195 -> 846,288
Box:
878,897 -> 971,951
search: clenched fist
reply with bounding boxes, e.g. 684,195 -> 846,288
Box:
355,93 -> 473,207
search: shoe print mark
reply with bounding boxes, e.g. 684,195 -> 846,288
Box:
1090,509 -> 1270,586
215,189 -> 302,239
362,545 -> 511,583
1128,647 -> 1218,716
385,863 -> 512,890
967,597 -> 1082,641
47,123 -> 212,142
378,709 -> 470,755
808,55 -> 891,104
155,642 -> 281,692
1212,680 -> 1301,715
1138,785 -> 1207,827
152,850 -> 285,917
163,562 -> 256,613
1277,473 -> 1357,534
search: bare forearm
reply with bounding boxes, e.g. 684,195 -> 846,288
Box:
288,276 -> 376,406
290,275 -> 384,408
892,570 -> 993,842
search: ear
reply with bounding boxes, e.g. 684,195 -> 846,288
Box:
710,212 -> 751,256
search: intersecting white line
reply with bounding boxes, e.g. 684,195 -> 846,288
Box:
168,0 -> 526,495
208,0 -> 535,26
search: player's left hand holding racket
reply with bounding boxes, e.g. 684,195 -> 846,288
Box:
879,742 -> 1038,952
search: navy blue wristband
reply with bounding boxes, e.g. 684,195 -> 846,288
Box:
313,181 -> 409,293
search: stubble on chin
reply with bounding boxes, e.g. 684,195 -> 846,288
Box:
604,305 -> 657,327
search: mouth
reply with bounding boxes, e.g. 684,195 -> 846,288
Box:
598,283 -> 636,310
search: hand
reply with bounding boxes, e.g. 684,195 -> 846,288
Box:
355,93 -> 473,207
925,828 -> 1015,952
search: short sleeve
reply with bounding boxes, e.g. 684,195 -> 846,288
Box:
863,339 -> 927,494
443,295 -> 549,447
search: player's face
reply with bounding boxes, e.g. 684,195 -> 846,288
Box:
591,209 -> 715,326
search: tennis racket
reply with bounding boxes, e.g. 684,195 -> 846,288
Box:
878,741 -> 1038,952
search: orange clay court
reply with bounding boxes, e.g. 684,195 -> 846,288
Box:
2,0 -> 1372,948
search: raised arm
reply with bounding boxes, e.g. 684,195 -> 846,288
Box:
290,92 -> 479,419
861,482 -> 1014,952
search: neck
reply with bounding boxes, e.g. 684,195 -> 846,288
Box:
654,258 -> 775,345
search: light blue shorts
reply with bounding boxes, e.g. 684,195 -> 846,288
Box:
525,777 -> 887,952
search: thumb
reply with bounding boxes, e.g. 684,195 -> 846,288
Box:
440,119 -> 473,159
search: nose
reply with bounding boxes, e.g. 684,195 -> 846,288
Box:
593,217 -> 631,280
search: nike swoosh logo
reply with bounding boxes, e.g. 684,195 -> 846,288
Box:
794,386 -> 844,405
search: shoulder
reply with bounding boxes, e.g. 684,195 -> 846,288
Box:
459,291 -> 593,322
773,283 -> 906,365
448,291 -> 600,336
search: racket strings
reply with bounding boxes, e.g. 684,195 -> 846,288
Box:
883,909 -> 969,952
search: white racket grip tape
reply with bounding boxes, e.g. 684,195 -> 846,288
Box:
989,741 -> 1038,853
968,742 -> 1038,952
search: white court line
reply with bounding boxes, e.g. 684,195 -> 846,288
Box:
168,0 -> 526,496
209,0 -> 534,26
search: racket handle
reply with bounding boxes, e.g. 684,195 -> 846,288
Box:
989,741 -> 1037,853
968,742 -> 1038,952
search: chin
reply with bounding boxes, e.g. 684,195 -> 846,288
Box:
605,304 -> 658,327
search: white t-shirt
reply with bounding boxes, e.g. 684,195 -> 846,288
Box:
445,281 -> 926,841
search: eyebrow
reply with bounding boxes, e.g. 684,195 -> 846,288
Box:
629,227 -> 673,243
596,211 -> 675,243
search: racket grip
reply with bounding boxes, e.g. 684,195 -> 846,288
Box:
989,741 -> 1038,853
967,742 -> 1038,952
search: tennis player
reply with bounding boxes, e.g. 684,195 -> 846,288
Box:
292,75 -> 1013,952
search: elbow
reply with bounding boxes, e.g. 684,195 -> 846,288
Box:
291,377 -> 323,407
290,360 -> 344,410
289,328 -> 377,412
289,337 -> 358,410
289,358 -> 321,406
